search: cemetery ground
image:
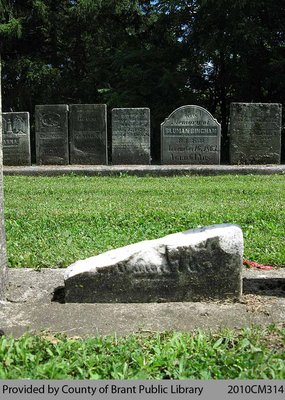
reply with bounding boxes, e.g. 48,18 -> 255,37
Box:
1,174 -> 285,379
4,174 -> 285,268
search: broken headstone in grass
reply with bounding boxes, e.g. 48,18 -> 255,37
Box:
64,224 -> 243,303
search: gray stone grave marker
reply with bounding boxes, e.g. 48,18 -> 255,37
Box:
64,224 -> 243,303
69,104 -> 107,164
229,103 -> 282,164
35,104 -> 69,165
0,65 -> 7,299
112,108 -> 150,164
2,112 -> 31,165
161,105 -> 221,164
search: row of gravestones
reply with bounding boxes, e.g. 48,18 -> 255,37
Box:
2,103 -> 283,166
0,100 -> 283,299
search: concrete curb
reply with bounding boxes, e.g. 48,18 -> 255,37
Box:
0,268 -> 284,337
3,164 -> 285,177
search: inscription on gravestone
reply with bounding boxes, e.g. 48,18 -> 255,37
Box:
64,224 -> 243,303
229,103 -> 282,164
35,104 -> 69,165
2,112 -> 31,166
69,104 -> 107,165
161,105 -> 221,164
112,108 -> 150,164
0,66 -> 7,299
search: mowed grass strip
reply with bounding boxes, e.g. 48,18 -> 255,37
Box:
0,326 -> 284,379
4,174 -> 285,268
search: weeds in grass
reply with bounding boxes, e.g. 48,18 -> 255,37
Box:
0,326 -> 284,379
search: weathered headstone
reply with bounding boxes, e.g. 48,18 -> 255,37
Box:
229,103 -> 282,164
2,112 -> 31,166
69,104 -> 107,164
35,104 -> 69,165
161,105 -> 221,164
112,108 -> 150,164
64,224 -> 243,303
0,62 -> 7,299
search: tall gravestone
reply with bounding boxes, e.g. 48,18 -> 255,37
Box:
0,62 -> 7,299
35,104 -> 69,165
2,112 -> 31,165
161,105 -> 221,164
69,104 -> 107,164
229,103 -> 282,164
112,108 -> 150,164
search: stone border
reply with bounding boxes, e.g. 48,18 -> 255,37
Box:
1,268 -> 285,337
3,164 -> 285,177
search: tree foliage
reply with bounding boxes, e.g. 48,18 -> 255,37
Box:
1,0 -> 284,160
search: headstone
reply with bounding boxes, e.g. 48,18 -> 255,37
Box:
2,112 -> 31,165
229,103 -> 282,164
69,104 -> 107,164
64,224 -> 243,303
112,108 -> 150,164
0,62 -> 7,299
35,104 -> 69,165
161,105 -> 221,164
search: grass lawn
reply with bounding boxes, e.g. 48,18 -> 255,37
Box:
3,174 -> 285,269
2,174 -> 285,379
0,326 -> 284,379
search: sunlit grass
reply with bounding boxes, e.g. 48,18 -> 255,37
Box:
4,174 -> 285,268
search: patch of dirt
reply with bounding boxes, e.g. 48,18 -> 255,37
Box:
239,294 -> 272,315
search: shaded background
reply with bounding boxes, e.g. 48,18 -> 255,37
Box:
1,0 -> 284,163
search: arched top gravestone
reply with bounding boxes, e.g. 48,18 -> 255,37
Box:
161,105 -> 221,164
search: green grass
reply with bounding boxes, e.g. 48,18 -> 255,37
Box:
0,326 -> 284,379
2,175 -> 285,380
3,174 -> 285,268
